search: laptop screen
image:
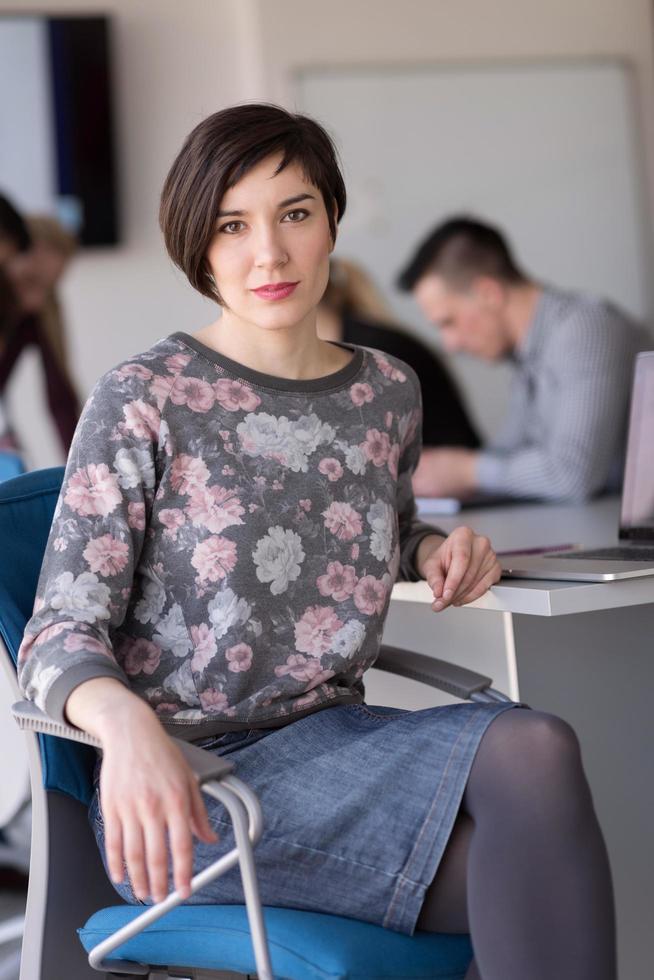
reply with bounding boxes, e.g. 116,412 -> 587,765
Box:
620,351 -> 654,538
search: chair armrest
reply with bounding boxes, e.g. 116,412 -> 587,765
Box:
11,700 -> 234,783
375,644 -> 498,700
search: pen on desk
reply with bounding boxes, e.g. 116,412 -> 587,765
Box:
496,543 -> 579,557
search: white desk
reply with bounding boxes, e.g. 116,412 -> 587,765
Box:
382,497 -> 653,980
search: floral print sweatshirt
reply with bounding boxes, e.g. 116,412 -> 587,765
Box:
18,334 -> 441,738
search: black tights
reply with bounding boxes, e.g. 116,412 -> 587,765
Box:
416,708 -> 616,980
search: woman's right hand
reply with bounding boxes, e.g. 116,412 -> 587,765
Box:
66,678 -> 218,903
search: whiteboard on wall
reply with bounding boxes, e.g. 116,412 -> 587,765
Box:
296,60 -> 651,437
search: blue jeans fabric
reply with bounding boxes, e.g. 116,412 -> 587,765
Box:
90,700 -> 517,934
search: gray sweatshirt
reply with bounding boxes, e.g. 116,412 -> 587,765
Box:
18,334 -> 441,739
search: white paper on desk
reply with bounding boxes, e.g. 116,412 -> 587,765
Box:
416,497 -> 462,515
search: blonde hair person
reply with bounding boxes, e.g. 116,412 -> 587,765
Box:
318,257 -> 481,449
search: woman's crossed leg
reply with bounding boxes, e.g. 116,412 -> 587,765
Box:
416,708 -> 616,980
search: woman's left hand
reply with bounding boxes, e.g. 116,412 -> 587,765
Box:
419,527 -> 501,611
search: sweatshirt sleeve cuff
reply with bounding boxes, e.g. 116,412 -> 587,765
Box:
44,661 -> 130,725
399,523 -> 446,582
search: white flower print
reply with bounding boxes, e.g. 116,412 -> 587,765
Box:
367,499 -> 395,563
49,572 -> 111,624
207,588 -> 251,639
253,526 -> 305,595
344,444 -> 367,476
153,603 -> 192,658
330,620 -> 366,659
237,412 -> 334,472
25,662 -> 63,709
162,660 -> 198,706
133,569 -> 167,624
113,446 -> 155,490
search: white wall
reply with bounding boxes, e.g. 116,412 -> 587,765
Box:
1,0 -> 653,464
0,0 -> 247,466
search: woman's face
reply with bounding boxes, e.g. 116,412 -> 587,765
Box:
205,153 -> 335,332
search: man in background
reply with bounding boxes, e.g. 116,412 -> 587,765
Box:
397,216 -> 649,502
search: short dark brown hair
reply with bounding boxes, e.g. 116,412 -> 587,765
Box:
160,103 -> 347,304
397,216 -> 526,292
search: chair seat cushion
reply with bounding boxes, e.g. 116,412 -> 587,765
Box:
79,904 -> 473,979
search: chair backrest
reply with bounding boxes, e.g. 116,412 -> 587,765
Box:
0,467 -> 97,805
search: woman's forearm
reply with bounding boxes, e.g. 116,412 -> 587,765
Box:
65,676 -> 158,744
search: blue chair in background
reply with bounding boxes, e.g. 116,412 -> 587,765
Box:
0,467 -> 512,979
0,451 -> 25,484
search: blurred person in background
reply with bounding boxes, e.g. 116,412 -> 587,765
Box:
0,194 -> 80,459
317,257 -> 480,448
398,216 -> 649,503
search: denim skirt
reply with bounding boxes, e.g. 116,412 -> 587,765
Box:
90,699 -> 517,935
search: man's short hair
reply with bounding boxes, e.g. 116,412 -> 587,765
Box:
397,216 -> 526,292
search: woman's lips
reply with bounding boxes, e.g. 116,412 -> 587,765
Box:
252,281 -> 299,301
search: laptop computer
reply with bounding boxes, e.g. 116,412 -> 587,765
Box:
500,350 -> 654,582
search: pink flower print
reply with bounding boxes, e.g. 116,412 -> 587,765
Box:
115,363 -> 152,381
190,623 -> 217,672
318,457 -> 344,482
272,480 -> 283,491
387,443 -> 400,479
150,374 -> 173,410
322,501 -> 363,541
63,633 -> 109,656
372,351 -> 407,382
165,352 -> 192,374
170,454 -> 210,495
253,476 -> 267,490
214,378 -> 261,412
83,534 -> 129,576
186,485 -> 245,533
294,605 -> 343,656
293,690 -> 319,710
299,499 -> 312,512
123,637 -> 162,676
350,382 -> 374,406
33,623 -> 68,647
159,508 -> 185,538
274,654 -> 335,689
65,464 -> 122,517
155,702 -> 181,716
127,501 -> 146,530
353,575 -> 388,616
53,537 -> 67,552
123,399 -> 161,441
351,542 -> 360,560
362,428 -> 391,467
199,688 -> 229,712
225,642 -> 253,673
170,376 -> 215,413
222,465 -> 235,476
385,411 -> 393,428
316,561 -> 358,601
191,535 -> 237,584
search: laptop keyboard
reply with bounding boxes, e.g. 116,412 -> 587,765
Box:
550,546 -> 654,562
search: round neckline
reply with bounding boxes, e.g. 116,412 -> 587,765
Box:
170,331 -> 365,393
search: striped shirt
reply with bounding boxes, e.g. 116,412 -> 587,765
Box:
476,286 -> 650,501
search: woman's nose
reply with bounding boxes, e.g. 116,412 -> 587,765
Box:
253,227 -> 288,271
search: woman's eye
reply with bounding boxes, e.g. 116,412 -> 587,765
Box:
220,221 -> 245,234
283,209 -> 309,223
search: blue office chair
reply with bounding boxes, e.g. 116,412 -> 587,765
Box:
0,467 -> 511,979
0,450 -> 25,483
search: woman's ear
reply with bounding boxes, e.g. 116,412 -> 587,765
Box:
329,202 -> 339,252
